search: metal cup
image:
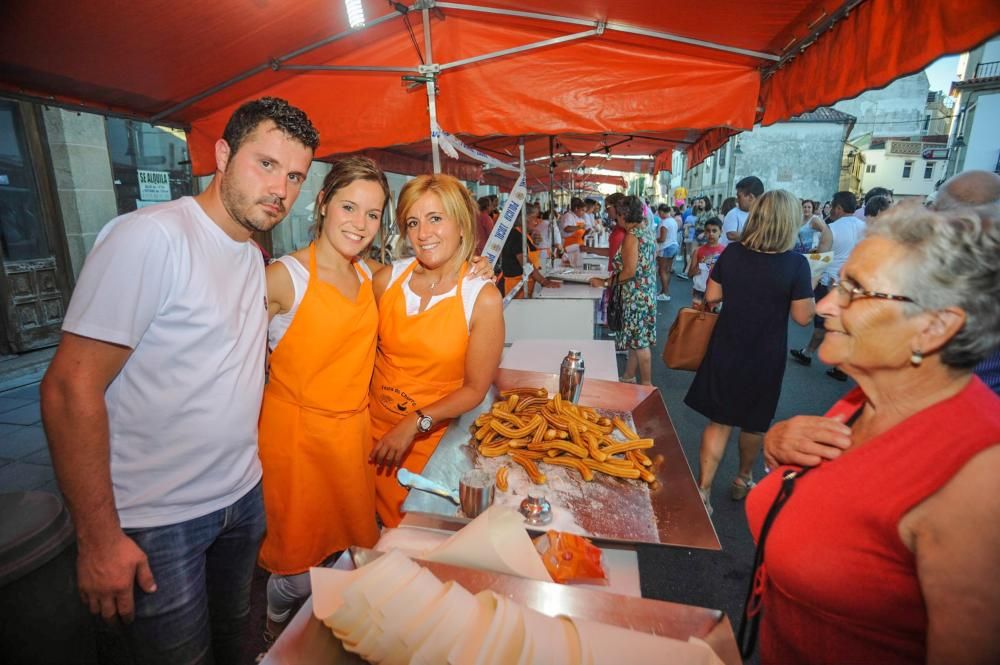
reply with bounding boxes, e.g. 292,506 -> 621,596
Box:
459,469 -> 495,519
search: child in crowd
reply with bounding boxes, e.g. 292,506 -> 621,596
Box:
688,217 -> 724,308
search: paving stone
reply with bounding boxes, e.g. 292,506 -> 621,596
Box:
0,425 -> 48,459
0,402 -> 41,425
0,462 -> 54,492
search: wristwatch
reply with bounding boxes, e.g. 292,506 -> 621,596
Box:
415,409 -> 433,433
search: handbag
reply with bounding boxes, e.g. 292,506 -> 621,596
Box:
662,302 -> 719,371
606,273 -> 624,332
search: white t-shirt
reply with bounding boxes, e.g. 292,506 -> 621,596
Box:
658,215 -> 679,247
62,197 -> 266,528
268,254 -> 372,350
560,211 -> 586,238
390,258 -> 490,333
531,220 -> 553,249
823,215 -> 867,283
720,207 -> 749,247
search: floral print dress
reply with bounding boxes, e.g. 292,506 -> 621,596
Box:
613,223 -> 657,350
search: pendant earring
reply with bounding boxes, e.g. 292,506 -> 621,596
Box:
910,349 -> 924,367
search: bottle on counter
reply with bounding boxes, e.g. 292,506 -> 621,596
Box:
559,350 -> 585,403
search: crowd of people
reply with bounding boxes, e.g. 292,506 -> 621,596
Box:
36,94 -> 1000,665
40,98 -> 502,663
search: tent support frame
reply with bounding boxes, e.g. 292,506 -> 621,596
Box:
150,5 -> 414,122
434,1 -> 779,61
421,5 -> 442,173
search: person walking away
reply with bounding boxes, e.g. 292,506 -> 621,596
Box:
40,97 -> 319,665
789,191 -> 867,381
684,190 -> 814,515
655,203 -> 679,301
721,176 -> 763,246
369,174 -> 504,527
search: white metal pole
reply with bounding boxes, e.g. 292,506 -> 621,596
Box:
422,7 -> 441,173
519,138 -> 528,292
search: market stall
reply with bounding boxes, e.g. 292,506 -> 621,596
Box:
5,3 -> 1000,663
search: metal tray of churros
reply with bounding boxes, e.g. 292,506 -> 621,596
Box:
401,369 -> 719,550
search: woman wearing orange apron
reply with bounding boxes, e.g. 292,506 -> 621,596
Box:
369,174 -> 505,527
500,203 -> 560,299
258,157 -> 390,636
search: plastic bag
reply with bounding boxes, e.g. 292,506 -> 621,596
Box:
534,530 -> 608,585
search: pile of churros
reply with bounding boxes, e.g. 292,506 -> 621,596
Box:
469,387 -> 657,489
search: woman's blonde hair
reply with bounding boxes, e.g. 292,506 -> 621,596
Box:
395,174 -> 477,267
741,189 -> 800,252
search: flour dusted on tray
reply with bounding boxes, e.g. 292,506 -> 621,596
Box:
469,389 -> 661,542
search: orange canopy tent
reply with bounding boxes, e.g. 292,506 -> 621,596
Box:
2,0 -> 998,177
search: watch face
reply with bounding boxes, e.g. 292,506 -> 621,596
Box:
418,415 -> 433,432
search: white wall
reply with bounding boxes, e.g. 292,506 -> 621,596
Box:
963,92 -> 1000,173
833,72 -> 929,138
860,149 -> 941,198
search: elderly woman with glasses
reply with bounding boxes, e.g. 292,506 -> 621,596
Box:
743,203 -> 1000,665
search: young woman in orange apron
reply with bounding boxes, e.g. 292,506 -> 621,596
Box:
257,157 -> 390,635
369,174 -> 505,527
500,203 -> 560,299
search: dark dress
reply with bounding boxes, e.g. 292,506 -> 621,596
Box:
684,243 -> 812,432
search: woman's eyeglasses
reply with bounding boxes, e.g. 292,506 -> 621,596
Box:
831,278 -> 915,308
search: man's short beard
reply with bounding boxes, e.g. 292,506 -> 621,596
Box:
220,173 -> 286,235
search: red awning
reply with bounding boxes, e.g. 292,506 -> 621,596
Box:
3,1 -> 997,174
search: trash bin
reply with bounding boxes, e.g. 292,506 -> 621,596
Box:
0,491 -> 97,665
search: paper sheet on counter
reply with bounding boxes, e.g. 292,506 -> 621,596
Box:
421,505 -> 553,582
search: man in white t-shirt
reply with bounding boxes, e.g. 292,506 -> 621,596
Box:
790,190 -> 867,381
720,175 -> 763,247
40,98 -> 318,664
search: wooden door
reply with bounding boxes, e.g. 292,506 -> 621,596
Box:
0,99 -> 71,354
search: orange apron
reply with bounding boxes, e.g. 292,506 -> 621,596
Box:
504,234 -> 539,299
563,221 -> 586,247
370,261 -> 471,527
258,245 -> 379,574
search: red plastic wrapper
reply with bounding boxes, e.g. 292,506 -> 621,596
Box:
534,530 -> 608,585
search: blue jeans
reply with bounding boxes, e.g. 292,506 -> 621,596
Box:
121,482 -> 265,665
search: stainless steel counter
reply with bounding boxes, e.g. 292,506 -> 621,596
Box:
401,368 -> 719,551
261,548 -> 741,665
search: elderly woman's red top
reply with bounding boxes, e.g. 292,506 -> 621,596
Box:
746,378 -> 1000,665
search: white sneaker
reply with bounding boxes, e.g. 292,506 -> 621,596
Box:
656,293 -> 670,301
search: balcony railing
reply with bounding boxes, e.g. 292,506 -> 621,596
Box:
974,61 -> 1000,79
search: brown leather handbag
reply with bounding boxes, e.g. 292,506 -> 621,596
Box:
662,302 -> 719,371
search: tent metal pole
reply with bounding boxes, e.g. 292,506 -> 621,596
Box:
150,7 -> 412,122
422,7 -> 441,173
548,136 -> 557,269
434,2 -> 778,61
281,64 -> 419,72
520,138 -> 528,290
437,29 -> 601,71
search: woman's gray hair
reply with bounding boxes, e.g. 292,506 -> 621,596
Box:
866,203 -> 1000,369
